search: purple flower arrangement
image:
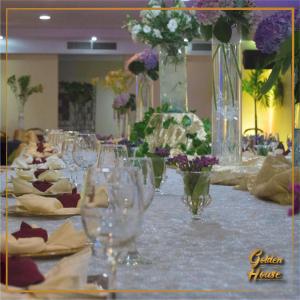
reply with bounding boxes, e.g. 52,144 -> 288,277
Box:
288,184 -> 300,216
112,93 -> 136,114
154,147 -> 170,158
126,49 -> 159,81
169,154 -> 218,172
254,11 -> 291,54
194,0 -> 255,43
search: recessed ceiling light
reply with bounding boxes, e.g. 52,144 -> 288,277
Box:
39,15 -> 51,20
91,36 -> 97,42
0,36 -> 3,40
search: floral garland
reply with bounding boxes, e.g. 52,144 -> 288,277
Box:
104,69 -> 134,94
125,0 -> 201,60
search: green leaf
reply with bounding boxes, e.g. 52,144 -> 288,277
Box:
213,18 -> 232,43
181,115 -> 192,127
163,117 -> 177,129
200,24 -> 213,41
260,62 -> 281,96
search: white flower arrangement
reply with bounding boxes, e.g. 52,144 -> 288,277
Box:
125,0 -> 201,59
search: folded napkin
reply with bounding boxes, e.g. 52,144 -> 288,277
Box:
16,194 -> 80,214
12,222 -> 48,242
11,157 -> 29,170
16,169 -> 35,181
43,155 -> 65,170
0,284 -> 33,299
32,157 -> 47,165
30,248 -> 105,298
250,155 -> 295,205
0,253 -> 45,287
1,221 -> 87,255
12,178 -> 73,195
56,193 -> 80,208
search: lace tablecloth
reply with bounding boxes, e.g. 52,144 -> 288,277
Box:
1,169 -> 299,300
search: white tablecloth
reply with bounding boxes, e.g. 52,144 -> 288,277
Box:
1,169 -> 299,299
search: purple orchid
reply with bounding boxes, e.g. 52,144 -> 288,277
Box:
154,147 -> 170,158
112,93 -> 129,109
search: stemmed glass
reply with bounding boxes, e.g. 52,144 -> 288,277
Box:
60,132 -> 79,185
120,157 -> 155,265
47,129 -> 64,153
72,133 -> 99,190
81,166 -> 143,291
97,144 -> 128,169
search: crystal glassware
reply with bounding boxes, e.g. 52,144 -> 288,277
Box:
120,157 -> 155,266
97,144 -> 128,169
81,166 -> 143,291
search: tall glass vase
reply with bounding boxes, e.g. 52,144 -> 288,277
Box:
135,74 -> 153,122
17,101 -> 25,129
159,46 -> 188,112
212,29 -> 242,165
116,112 -> 129,138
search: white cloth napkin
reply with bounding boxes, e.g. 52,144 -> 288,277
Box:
1,221 -> 87,255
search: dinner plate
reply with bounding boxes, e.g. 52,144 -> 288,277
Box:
5,205 -> 80,218
20,246 -> 89,259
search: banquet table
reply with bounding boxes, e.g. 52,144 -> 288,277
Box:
1,168 -> 299,300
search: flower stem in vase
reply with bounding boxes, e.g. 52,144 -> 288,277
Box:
149,156 -> 165,190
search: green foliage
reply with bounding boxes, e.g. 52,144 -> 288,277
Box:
59,81 -> 94,107
181,115 -> 192,127
7,75 -> 43,105
163,117 -> 177,129
261,31 -> 300,103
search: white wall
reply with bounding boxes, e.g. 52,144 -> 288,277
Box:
1,54 -> 59,137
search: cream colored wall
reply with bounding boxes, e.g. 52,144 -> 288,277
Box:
59,57 -> 126,136
1,54 -> 58,138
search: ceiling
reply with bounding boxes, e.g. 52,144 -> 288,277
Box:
0,0 -> 298,53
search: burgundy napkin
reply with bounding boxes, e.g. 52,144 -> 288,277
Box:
56,193 -> 80,208
36,143 -> 45,153
32,181 -> 53,192
0,253 -> 45,287
34,169 -> 48,178
12,222 -> 48,242
32,157 -> 47,164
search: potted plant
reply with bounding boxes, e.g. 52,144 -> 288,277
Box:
7,75 -> 43,129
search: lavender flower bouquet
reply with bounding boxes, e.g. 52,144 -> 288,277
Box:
169,155 -> 218,219
126,49 -> 159,81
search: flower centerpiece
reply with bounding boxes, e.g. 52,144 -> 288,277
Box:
112,93 -> 136,137
126,48 -> 159,81
126,48 -> 159,121
104,69 -> 135,138
7,75 -> 43,129
194,0 -> 255,165
254,10 -> 300,119
125,0 -> 201,112
169,154 -> 218,219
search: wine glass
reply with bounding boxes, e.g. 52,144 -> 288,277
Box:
60,133 -> 78,185
97,144 -> 128,169
47,129 -> 64,153
120,157 -> 155,266
81,166 -> 143,291
72,133 -> 99,190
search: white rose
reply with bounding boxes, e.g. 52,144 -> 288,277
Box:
131,24 -> 141,35
151,5 -> 161,17
143,25 -> 152,33
153,29 -> 162,39
167,19 -> 178,32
